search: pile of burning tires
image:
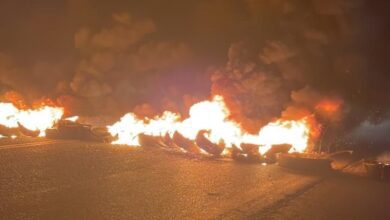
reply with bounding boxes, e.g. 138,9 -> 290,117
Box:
136,131 -> 340,173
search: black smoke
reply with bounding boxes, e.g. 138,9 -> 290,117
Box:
0,0 -> 388,148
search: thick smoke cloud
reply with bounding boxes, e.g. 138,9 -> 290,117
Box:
0,0 -> 388,146
211,42 -> 292,132
210,0 -> 390,147
70,13 -> 192,115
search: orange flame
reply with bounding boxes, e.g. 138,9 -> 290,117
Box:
0,102 -> 64,137
315,98 -> 342,114
256,119 -> 311,154
65,116 -> 80,122
108,95 -> 315,154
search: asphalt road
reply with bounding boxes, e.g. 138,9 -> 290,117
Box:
0,139 -> 389,220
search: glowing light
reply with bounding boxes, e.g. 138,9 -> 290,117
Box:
0,103 -> 20,128
0,102 -> 64,137
108,95 -> 314,155
177,96 -> 244,147
257,119 -> 310,154
315,99 -> 342,114
65,116 -> 79,122
108,111 -> 180,146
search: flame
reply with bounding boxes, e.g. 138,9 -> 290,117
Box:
2,91 -> 28,109
0,103 -> 20,127
178,96 -> 244,147
0,102 -> 64,137
256,119 -> 310,154
65,116 -> 80,122
108,95 -> 315,155
315,98 -> 343,114
108,111 -> 180,146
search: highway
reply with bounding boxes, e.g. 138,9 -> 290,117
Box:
0,139 -> 389,219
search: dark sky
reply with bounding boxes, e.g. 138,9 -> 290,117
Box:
0,0 -> 389,145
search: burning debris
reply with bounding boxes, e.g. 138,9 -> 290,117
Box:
0,124 -> 20,137
195,130 -> 225,156
0,102 -> 64,138
17,122 -> 40,137
264,144 -> 292,163
0,100 -> 112,143
0,91 -> 351,172
46,119 -> 113,143
0,91 -> 386,179
107,95 -> 318,162
172,131 -> 200,154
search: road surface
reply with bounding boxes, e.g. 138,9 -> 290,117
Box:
0,139 -> 389,219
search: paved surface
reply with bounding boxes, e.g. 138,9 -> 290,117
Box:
251,176 -> 390,220
0,139 -> 388,219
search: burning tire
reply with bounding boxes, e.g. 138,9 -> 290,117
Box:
195,131 -> 224,156
139,134 -> 165,148
0,124 -> 20,137
46,120 -> 112,142
172,131 -> 200,154
231,144 -> 263,163
17,122 -> 40,137
264,144 -> 292,163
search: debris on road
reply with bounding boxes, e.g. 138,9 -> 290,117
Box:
172,131 -> 200,154
195,130 -> 224,156
0,124 -> 20,137
46,120 -> 113,143
364,160 -> 390,181
278,153 -> 332,172
17,122 -> 40,137
264,144 -> 292,163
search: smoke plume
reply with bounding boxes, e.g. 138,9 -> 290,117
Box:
0,0 -> 388,147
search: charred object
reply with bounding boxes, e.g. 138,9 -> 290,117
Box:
0,124 -> 20,137
46,120 -> 112,142
17,122 -> 40,137
139,133 -> 166,148
264,144 -> 292,163
195,130 -> 224,156
162,133 -> 176,148
172,131 -> 200,154
231,143 -> 263,163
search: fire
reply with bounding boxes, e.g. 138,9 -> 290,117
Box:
108,95 -> 315,155
178,96 -> 243,147
108,111 -> 180,146
0,103 -> 20,128
315,98 -> 342,114
257,119 -> 310,154
0,102 -> 64,137
65,116 -> 80,122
